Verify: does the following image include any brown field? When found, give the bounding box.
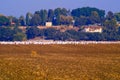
[0,44,120,80]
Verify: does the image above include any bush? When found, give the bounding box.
[31,51,38,57]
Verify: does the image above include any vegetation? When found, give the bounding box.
[0,44,120,80]
[25,27,120,41]
[71,7,105,26]
[1,7,120,41]
[0,27,26,41]
[0,15,9,26]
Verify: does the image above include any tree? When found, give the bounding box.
[31,13,41,26]
[71,7,105,18]
[26,27,40,39]
[53,8,69,25]
[54,32,71,41]
[52,15,60,25]
[26,12,33,26]
[71,7,105,26]
[0,15,9,26]
[106,11,114,20]
[19,15,26,26]
[60,15,73,25]
[44,28,57,37]
[13,27,26,41]
[13,32,26,41]
[54,8,68,16]
[114,12,120,21]
[74,16,87,26]
[0,27,14,41]
[104,11,117,31]
[104,19,117,31]
[61,8,68,16]
[90,11,100,24]
[66,30,79,40]
[40,10,48,25]
[8,16,19,26]
[48,9,54,22]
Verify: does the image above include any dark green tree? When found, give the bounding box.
[48,9,54,22]
[12,27,27,41]
[13,33,26,41]
[31,13,41,26]
[71,7,105,18]
[26,12,33,26]
[8,16,19,26]
[53,8,69,25]
[0,27,14,41]
[74,16,87,26]
[0,15,9,26]
[19,15,26,26]
[90,11,100,24]
[104,11,117,31]
[60,15,73,25]
[26,27,40,39]
[114,12,120,21]
[106,11,114,20]
[44,28,57,37]
[40,10,48,25]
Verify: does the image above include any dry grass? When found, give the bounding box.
[0,44,120,80]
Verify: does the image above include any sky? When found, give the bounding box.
[0,0,119,17]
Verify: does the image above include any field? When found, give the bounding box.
[0,44,120,80]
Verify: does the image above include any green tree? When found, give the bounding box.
[54,8,68,16]
[44,28,57,37]
[60,15,73,25]
[13,32,26,41]
[90,11,100,24]
[31,13,41,26]
[19,15,26,26]
[12,27,27,41]
[74,16,87,26]
[104,11,117,31]
[0,27,14,41]
[71,7,105,26]
[26,27,40,39]
[53,8,69,25]
[114,12,120,21]
[71,7,105,18]
[8,16,19,26]
[40,10,48,25]
[106,11,114,20]
[48,9,54,22]
[26,12,33,26]
[0,15,9,26]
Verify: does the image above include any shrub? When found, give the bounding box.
[30,51,38,57]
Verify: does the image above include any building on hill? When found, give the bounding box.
[117,21,120,27]
[45,22,52,27]
[83,25,102,33]
[10,22,16,26]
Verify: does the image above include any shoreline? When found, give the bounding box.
[0,41,120,45]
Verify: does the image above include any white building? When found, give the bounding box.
[83,25,102,33]
[45,22,52,27]
[117,21,120,26]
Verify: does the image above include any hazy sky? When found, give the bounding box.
[0,0,119,17]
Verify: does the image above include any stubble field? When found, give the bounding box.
[0,44,120,80]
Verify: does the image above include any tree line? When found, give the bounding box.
[0,7,106,26]
[1,7,120,41]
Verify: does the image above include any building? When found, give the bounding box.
[117,21,120,26]
[83,25,102,33]
[45,22,52,27]
[10,22,16,26]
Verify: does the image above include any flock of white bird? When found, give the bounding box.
[0,41,120,45]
